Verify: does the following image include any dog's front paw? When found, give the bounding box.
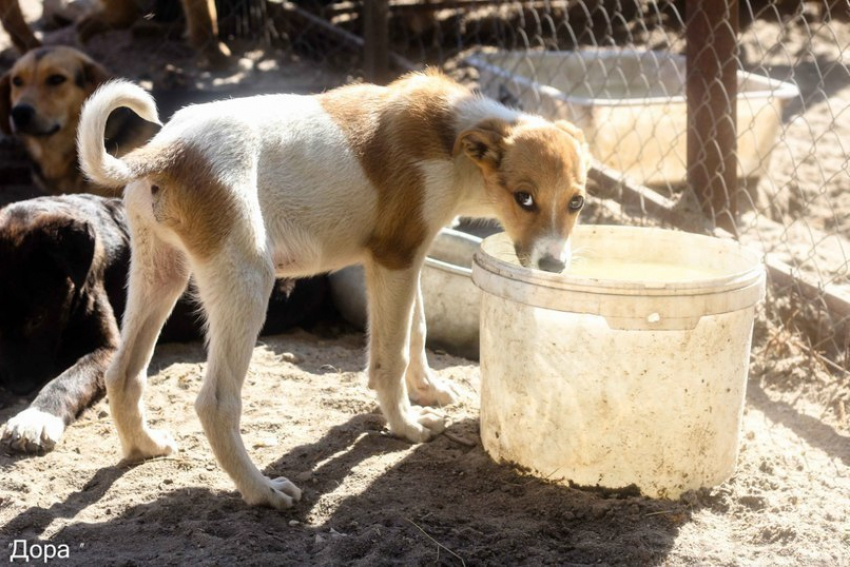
[120,428,177,463]
[390,406,447,443]
[242,476,302,509]
[407,370,461,407]
[1,408,65,453]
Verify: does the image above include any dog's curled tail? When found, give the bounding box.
[78,80,162,188]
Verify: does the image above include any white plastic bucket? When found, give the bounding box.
[472,226,765,498]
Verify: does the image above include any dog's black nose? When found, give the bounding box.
[10,104,35,130]
[538,255,566,273]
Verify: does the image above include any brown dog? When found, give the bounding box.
[0,46,124,196]
[78,0,230,67]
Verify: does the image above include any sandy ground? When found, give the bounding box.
[0,324,847,566]
[1,2,849,566]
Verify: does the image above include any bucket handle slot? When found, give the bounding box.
[603,313,703,331]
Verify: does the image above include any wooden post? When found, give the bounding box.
[363,0,390,84]
[686,0,739,236]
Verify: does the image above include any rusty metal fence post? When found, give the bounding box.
[687,0,739,236]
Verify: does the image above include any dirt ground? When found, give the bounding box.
[0,325,847,566]
[1,231,847,556]
[1,2,849,566]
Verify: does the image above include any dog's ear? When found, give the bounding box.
[555,119,591,167]
[555,119,585,144]
[46,218,98,292]
[0,72,12,136]
[454,119,509,173]
[78,59,113,92]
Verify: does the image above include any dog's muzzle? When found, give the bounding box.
[527,237,571,274]
[10,104,60,137]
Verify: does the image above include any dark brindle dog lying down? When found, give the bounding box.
[0,194,327,452]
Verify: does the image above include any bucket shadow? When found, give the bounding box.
[296,418,693,566]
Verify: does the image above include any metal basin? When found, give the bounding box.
[329,228,483,360]
[467,49,799,187]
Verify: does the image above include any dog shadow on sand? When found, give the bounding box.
[3,409,696,566]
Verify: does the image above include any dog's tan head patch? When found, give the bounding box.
[319,71,464,270]
[459,116,590,271]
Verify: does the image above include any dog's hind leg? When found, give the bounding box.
[105,187,190,462]
[404,277,460,407]
[365,260,447,443]
[192,249,301,509]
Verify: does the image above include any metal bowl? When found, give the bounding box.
[329,228,483,359]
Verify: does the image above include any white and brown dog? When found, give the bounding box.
[77,71,590,509]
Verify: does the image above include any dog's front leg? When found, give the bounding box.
[181,0,231,68]
[365,261,446,442]
[405,275,460,407]
[0,0,41,52]
[2,348,112,453]
[2,291,119,453]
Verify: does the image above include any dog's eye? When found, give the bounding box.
[514,191,535,211]
[46,74,67,86]
[11,76,23,87]
[569,195,585,211]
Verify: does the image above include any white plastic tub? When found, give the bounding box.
[467,49,799,187]
[472,226,765,498]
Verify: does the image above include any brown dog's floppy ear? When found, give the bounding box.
[0,72,12,136]
[78,59,113,92]
[454,119,509,173]
[44,217,97,292]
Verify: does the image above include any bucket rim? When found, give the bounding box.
[473,225,765,298]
